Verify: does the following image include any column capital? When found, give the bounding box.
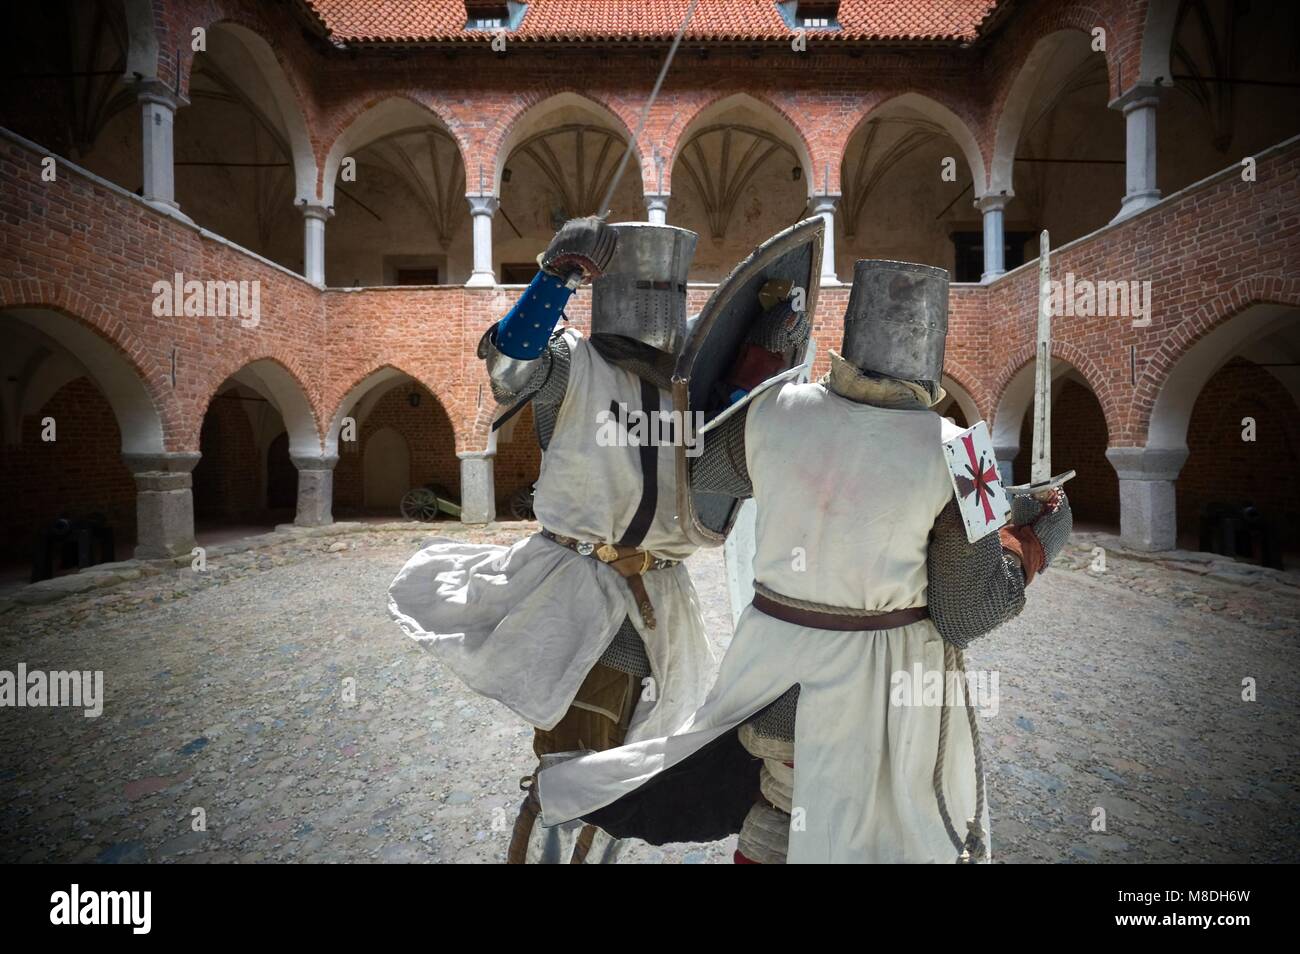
[1105,445,1189,481]
[973,193,1011,214]
[122,451,201,476]
[1108,83,1163,114]
[290,453,339,471]
[811,193,841,214]
[133,77,189,111]
[643,193,670,224]
[467,194,500,216]
[456,450,496,461]
[299,201,334,222]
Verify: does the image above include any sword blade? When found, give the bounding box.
[597,0,699,217]
[1030,229,1052,485]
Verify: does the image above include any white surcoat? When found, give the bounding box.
[389,330,713,743]
[538,381,989,863]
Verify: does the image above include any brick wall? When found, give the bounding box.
[0,0,1296,550]
[1177,358,1300,552]
[192,389,261,520]
[0,378,136,562]
[1014,380,1119,526]
[334,381,460,513]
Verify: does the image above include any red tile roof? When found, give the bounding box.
[302,1,1002,46]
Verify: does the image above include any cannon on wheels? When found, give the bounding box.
[508,486,536,521]
[400,483,461,523]
[32,512,116,582]
[1199,501,1283,570]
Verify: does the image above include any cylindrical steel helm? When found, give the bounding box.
[840,259,949,384]
[590,222,697,355]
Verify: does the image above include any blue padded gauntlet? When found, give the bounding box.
[494,270,574,358]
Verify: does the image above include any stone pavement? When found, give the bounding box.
[0,521,1297,863]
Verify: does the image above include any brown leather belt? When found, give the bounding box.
[751,592,929,631]
[541,530,678,630]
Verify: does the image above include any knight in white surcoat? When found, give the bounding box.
[535,259,1074,863]
[388,217,713,863]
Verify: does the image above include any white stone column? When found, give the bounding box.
[811,194,841,286]
[1109,84,1163,223]
[1105,446,1188,551]
[458,450,495,525]
[123,452,200,559]
[974,194,1010,282]
[644,193,669,225]
[465,195,499,287]
[994,444,1019,488]
[291,454,337,527]
[301,202,333,287]
[136,79,188,216]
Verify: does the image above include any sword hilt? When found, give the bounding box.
[1005,470,1075,501]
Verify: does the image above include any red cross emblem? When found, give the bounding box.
[955,433,1001,523]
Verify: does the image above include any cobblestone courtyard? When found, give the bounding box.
[1,522,1297,864]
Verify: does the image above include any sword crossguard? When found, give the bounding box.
[1005,469,1076,500]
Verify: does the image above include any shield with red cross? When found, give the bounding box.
[942,421,1012,543]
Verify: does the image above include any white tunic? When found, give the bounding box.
[388,331,713,743]
[538,381,988,863]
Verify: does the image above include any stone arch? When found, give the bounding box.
[122,0,159,81]
[937,373,981,430]
[989,26,1117,197]
[1137,0,1181,88]
[991,343,1117,454]
[321,96,469,207]
[994,349,1119,524]
[844,92,988,199]
[323,364,442,457]
[1143,297,1300,452]
[942,357,993,423]
[197,21,319,204]
[488,90,644,201]
[664,92,816,199]
[0,305,165,454]
[197,357,319,457]
[326,366,462,515]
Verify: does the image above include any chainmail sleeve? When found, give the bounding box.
[927,498,1027,649]
[690,405,753,498]
[485,332,571,452]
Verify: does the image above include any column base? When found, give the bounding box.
[1106,446,1188,552]
[144,199,194,224]
[292,454,338,527]
[994,445,1019,487]
[1110,190,1162,224]
[465,272,497,288]
[123,452,200,559]
[458,451,496,525]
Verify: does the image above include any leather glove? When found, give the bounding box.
[1002,490,1073,583]
[540,216,618,283]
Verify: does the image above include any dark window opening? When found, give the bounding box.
[395,268,440,286]
[950,230,1033,283]
[501,263,539,284]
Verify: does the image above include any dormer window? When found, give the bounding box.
[777,1,841,30]
[464,1,525,32]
